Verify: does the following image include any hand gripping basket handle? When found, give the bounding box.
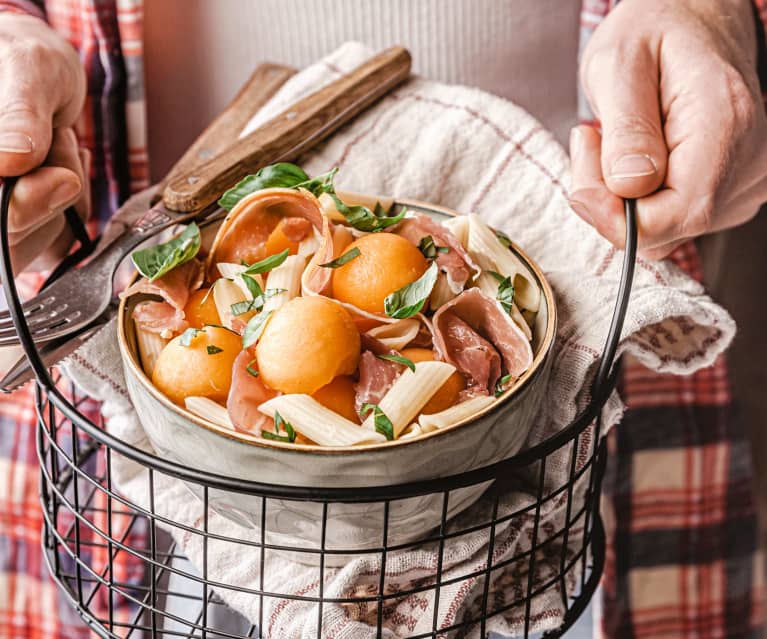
[0,183,637,500]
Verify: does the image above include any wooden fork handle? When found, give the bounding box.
[162,46,412,213]
[152,63,296,202]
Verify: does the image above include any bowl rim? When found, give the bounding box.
[117,195,557,456]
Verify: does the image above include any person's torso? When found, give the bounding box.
[144,0,581,182]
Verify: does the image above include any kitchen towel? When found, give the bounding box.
[64,42,735,638]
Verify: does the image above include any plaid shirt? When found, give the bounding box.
[0,1,764,638]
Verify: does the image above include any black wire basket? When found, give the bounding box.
[0,178,637,639]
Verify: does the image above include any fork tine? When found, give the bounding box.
[0,294,61,332]
[0,312,76,342]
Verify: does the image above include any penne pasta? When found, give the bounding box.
[184,396,235,431]
[466,214,540,312]
[317,192,347,223]
[213,277,249,330]
[298,229,321,257]
[430,271,459,310]
[258,395,386,446]
[399,423,423,439]
[217,262,265,300]
[362,361,456,438]
[263,255,306,313]
[136,326,168,378]
[418,395,497,432]
[474,271,533,340]
[441,214,470,248]
[366,318,420,351]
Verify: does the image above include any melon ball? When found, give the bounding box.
[400,347,466,414]
[183,288,221,329]
[152,326,241,405]
[312,375,359,423]
[331,233,428,314]
[256,296,361,394]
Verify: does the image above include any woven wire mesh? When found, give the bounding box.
[35,370,609,639]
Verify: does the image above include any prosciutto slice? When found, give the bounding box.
[124,259,204,335]
[395,213,481,293]
[227,350,279,434]
[354,350,401,416]
[432,288,533,394]
[207,188,326,277]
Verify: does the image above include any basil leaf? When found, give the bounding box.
[241,274,263,298]
[218,163,311,210]
[496,275,515,314]
[495,373,513,397]
[242,249,289,275]
[262,411,297,442]
[246,358,259,377]
[377,353,416,372]
[437,246,450,254]
[203,323,239,335]
[294,168,338,197]
[417,235,449,260]
[179,327,200,347]
[320,247,360,269]
[330,193,406,233]
[242,311,273,348]
[384,262,439,319]
[487,271,506,283]
[360,403,394,440]
[207,345,223,355]
[231,288,287,317]
[131,223,201,282]
[495,229,512,249]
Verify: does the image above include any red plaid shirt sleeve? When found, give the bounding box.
[0,0,44,18]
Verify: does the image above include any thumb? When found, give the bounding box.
[582,43,668,199]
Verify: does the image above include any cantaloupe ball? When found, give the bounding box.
[312,375,359,423]
[183,288,221,329]
[400,347,466,414]
[256,296,361,394]
[152,326,241,405]
[264,218,300,256]
[331,233,428,314]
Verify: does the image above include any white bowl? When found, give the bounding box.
[118,196,556,562]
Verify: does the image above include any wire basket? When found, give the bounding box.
[0,179,637,638]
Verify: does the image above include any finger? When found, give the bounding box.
[581,40,668,198]
[638,238,687,261]
[0,25,85,175]
[568,125,626,246]
[10,213,66,273]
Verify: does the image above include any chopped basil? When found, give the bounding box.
[496,276,515,314]
[320,247,361,268]
[495,229,512,249]
[360,403,394,440]
[218,163,313,210]
[384,262,439,319]
[245,358,259,377]
[242,249,289,275]
[241,274,263,299]
[206,345,223,355]
[242,310,273,348]
[377,353,416,372]
[418,235,449,260]
[179,327,201,347]
[131,223,201,282]
[487,271,506,283]
[328,193,406,233]
[494,373,513,397]
[203,323,239,334]
[230,288,287,316]
[261,411,297,443]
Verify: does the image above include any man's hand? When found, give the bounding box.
[570,0,767,259]
[0,12,88,272]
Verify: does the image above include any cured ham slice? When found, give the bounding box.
[353,350,401,416]
[207,188,325,276]
[395,213,480,293]
[432,288,533,394]
[281,217,313,242]
[227,350,279,434]
[132,301,188,336]
[124,259,204,335]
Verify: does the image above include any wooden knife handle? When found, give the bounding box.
[162,46,412,212]
[153,63,296,201]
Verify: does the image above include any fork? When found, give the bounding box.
[0,47,412,348]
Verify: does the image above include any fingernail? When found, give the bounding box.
[610,154,657,179]
[568,199,594,226]
[48,179,81,211]
[0,132,34,154]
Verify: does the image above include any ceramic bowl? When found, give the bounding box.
[118,195,557,563]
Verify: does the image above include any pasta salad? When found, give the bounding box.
[124,164,540,446]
